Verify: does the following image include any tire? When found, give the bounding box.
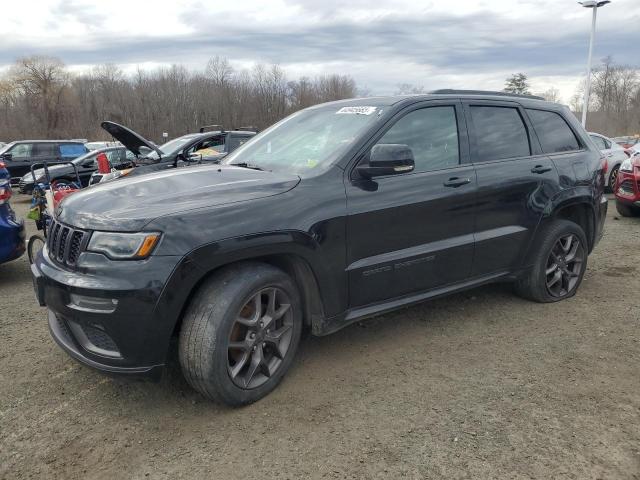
[615,201,639,217]
[608,166,619,192]
[178,262,303,406]
[27,235,46,264]
[514,219,588,303]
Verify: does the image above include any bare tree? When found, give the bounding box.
[0,55,360,142]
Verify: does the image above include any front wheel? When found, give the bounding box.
[615,201,639,217]
[515,220,588,303]
[608,166,619,192]
[27,235,46,264]
[179,262,303,406]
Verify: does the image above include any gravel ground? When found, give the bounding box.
[1,193,639,480]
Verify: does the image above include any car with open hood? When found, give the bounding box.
[32,91,607,406]
[93,122,256,183]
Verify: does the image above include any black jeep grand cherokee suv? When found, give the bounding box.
[32,91,608,406]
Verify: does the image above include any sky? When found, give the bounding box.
[1,0,638,103]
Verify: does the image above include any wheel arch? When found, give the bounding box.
[162,236,332,346]
[521,194,597,269]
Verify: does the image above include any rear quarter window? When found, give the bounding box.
[59,144,88,158]
[526,109,581,153]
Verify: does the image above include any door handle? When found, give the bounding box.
[443,177,471,188]
[531,165,552,174]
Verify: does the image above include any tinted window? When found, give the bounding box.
[228,135,251,152]
[9,143,32,159]
[470,106,530,161]
[376,106,460,173]
[59,144,87,158]
[526,109,580,153]
[32,143,56,157]
[590,135,607,150]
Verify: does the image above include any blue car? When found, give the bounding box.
[0,161,25,264]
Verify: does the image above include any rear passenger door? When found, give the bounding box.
[32,142,58,167]
[463,101,559,276]
[346,101,477,307]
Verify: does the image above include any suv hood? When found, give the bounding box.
[101,121,162,157]
[56,165,300,231]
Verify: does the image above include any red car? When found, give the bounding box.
[614,153,640,217]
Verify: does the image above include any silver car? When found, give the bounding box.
[589,132,629,190]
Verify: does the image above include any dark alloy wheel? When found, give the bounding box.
[179,262,303,406]
[227,287,294,389]
[544,234,585,298]
[514,219,588,303]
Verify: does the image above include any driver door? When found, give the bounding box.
[345,101,477,308]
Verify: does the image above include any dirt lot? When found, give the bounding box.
[1,193,639,480]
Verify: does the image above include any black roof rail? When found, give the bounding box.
[430,89,545,100]
[199,124,224,133]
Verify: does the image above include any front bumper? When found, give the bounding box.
[32,245,182,379]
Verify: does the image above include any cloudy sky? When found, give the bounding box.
[1,0,638,102]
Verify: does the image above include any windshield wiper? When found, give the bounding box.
[228,162,264,171]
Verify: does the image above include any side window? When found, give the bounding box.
[470,106,530,161]
[228,135,250,152]
[375,106,460,173]
[526,109,580,154]
[589,135,606,150]
[105,150,121,165]
[32,143,56,157]
[59,144,88,159]
[9,143,32,159]
[603,138,611,149]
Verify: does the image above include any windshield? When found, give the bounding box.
[0,142,15,155]
[146,134,199,160]
[222,105,383,175]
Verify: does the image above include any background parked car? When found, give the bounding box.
[612,136,639,149]
[0,161,25,265]
[94,122,256,181]
[18,146,134,194]
[589,132,628,190]
[614,154,640,217]
[85,141,122,151]
[0,140,88,184]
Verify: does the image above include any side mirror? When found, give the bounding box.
[2,153,12,161]
[357,144,415,179]
[187,153,203,162]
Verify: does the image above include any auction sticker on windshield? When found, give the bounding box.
[336,106,377,115]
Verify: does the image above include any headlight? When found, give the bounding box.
[620,158,632,172]
[87,232,161,260]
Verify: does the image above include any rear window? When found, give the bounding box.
[526,109,580,153]
[470,106,530,161]
[59,144,87,158]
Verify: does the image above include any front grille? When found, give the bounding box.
[47,220,87,267]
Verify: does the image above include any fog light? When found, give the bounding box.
[68,294,118,313]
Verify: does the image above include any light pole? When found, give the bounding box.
[579,0,611,128]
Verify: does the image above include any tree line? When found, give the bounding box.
[0,56,358,143]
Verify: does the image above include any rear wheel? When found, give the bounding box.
[515,220,588,303]
[178,262,303,406]
[615,201,639,217]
